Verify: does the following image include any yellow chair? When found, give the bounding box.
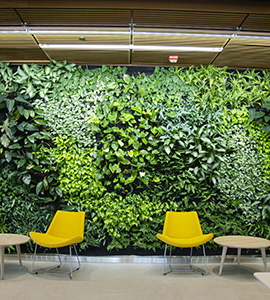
[157,211,213,275]
[29,210,85,279]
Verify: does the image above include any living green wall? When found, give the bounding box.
[0,61,269,253]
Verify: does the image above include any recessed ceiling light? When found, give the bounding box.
[39,44,223,52]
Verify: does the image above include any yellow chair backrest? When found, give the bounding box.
[163,211,203,239]
[47,210,85,240]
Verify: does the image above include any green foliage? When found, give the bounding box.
[217,130,264,201]
[187,66,270,109]
[0,61,270,253]
[80,192,176,251]
[43,135,106,204]
[249,102,270,135]
[0,166,55,244]
[141,102,226,204]
[0,88,59,199]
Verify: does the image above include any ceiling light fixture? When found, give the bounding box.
[0,29,131,35]
[0,29,269,40]
[39,44,223,52]
[133,31,270,40]
[134,31,233,39]
[29,30,131,35]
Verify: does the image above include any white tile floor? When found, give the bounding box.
[1,259,270,300]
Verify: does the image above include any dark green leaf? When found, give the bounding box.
[8,143,21,149]
[6,99,15,112]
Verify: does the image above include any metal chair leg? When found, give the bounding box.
[49,248,63,272]
[31,243,38,274]
[49,245,81,279]
[189,247,193,270]
[31,244,81,279]
[189,244,208,275]
[162,244,208,276]
[162,244,173,275]
[202,244,208,275]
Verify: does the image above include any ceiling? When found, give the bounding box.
[0,0,270,69]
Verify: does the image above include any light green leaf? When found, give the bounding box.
[25,124,38,131]
[17,105,24,115]
[17,123,25,131]
[22,174,31,185]
[15,95,28,103]
[8,143,21,149]
[111,142,118,151]
[164,146,171,155]
[43,178,49,190]
[207,156,214,164]
[118,140,124,147]
[27,135,35,143]
[5,151,12,162]
[1,134,10,147]
[23,109,30,119]
[18,159,26,168]
[36,181,43,195]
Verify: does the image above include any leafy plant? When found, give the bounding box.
[0,61,270,253]
[0,166,55,244]
[42,135,106,205]
[249,103,270,135]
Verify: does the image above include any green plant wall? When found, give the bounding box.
[0,61,269,253]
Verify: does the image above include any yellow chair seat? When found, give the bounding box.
[29,232,83,248]
[29,210,85,279]
[157,233,213,248]
[156,211,213,275]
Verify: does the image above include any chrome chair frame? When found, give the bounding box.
[162,243,208,276]
[31,243,81,279]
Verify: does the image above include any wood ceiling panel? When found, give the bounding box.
[241,14,270,31]
[233,36,270,46]
[132,50,216,66]
[214,42,270,69]
[44,50,130,65]
[133,35,226,47]
[0,9,22,25]
[133,9,246,29]
[16,8,131,26]
[0,0,270,14]
[0,48,48,61]
[36,34,130,45]
[0,34,38,48]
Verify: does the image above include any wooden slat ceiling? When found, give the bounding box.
[0,10,21,25]
[0,1,269,69]
[133,10,246,29]
[16,8,131,26]
[241,14,270,32]
[214,42,270,70]
[45,50,130,65]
